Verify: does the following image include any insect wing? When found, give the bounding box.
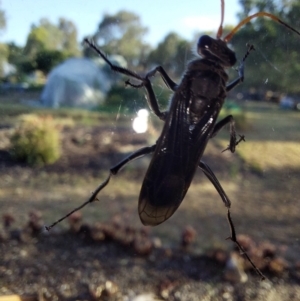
[138,94,217,226]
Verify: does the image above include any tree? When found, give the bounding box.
[7,43,67,77]
[7,42,24,66]
[58,18,80,56]
[18,18,80,77]
[35,49,68,75]
[0,5,7,77]
[231,0,300,94]
[24,18,79,58]
[147,32,192,79]
[0,5,5,34]
[0,43,8,77]
[24,19,62,57]
[93,11,150,69]
[237,0,279,19]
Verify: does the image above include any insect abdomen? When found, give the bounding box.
[138,173,188,226]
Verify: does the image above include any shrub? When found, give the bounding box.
[10,114,61,166]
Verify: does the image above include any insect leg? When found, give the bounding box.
[125,65,178,121]
[46,144,156,231]
[199,161,265,280]
[199,161,231,208]
[127,78,167,121]
[110,144,156,174]
[211,115,245,153]
[85,38,169,121]
[226,62,245,92]
[226,44,255,92]
[127,66,178,91]
[227,210,266,280]
[218,45,254,150]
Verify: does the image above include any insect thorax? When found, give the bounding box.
[178,58,228,125]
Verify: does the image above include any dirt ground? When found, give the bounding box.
[1,114,300,300]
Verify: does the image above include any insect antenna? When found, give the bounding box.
[216,0,225,39]
[224,12,300,42]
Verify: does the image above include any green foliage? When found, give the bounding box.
[7,42,24,66]
[18,58,37,74]
[24,24,51,57]
[0,43,8,77]
[103,82,171,113]
[10,115,61,166]
[15,49,68,77]
[24,18,79,58]
[233,0,300,94]
[92,10,150,69]
[5,18,79,79]
[58,18,80,56]
[104,83,144,112]
[0,0,8,77]
[0,9,81,80]
[35,49,68,74]
[0,6,6,33]
[147,32,192,79]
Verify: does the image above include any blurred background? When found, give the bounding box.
[1,0,300,300]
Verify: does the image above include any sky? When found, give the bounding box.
[1,0,241,47]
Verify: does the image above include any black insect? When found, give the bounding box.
[47,1,300,279]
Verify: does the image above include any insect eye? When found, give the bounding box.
[198,35,212,49]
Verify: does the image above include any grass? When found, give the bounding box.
[0,102,132,127]
[235,141,300,172]
[219,102,300,172]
